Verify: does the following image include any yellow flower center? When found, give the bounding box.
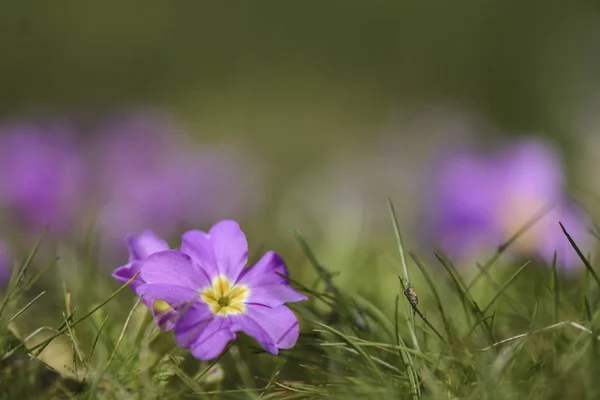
[200,276,249,316]
[153,300,172,314]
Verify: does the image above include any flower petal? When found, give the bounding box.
[112,261,143,289]
[231,304,300,354]
[136,283,199,306]
[174,303,215,346]
[246,285,307,308]
[181,229,219,278]
[190,319,236,360]
[127,230,169,261]
[237,251,289,286]
[174,304,235,360]
[139,250,211,290]
[209,220,248,281]
[237,251,307,307]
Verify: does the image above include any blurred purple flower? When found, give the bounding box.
[0,240,11,284]
[89,111,263,251]
[427,137,590,270]
[0,121,84,233]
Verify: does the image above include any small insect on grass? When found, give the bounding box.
[404,286,419,313]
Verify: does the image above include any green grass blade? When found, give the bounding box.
[88,314,109,365]
[62,311,86,380]
[387,197,411,287]
[560,222,600,287]
[467,204,552,290]
[435,252,493,342]
[0,228,48,318]
[1,290,46,330]
[23,257,58,292]
[481,261,530,316]
[387,198,420,356]
[26,271,141,358]
[313,321,383,380]
[410,252,452,342]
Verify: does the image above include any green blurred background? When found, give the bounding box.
[1,1,600,270]
[2,2,598,144]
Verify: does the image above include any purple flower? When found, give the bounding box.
[135,220,307,360]
[112,230,177,330]
[426,137,590,270]
[0,121,84,232]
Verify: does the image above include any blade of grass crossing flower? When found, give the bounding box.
[467,261,530,338]
[560,222,600,287]
[278,273,336,308]
[475,262,526,317]
[481,261,530,316]
[467,204,553,290]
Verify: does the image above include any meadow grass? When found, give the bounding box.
[0,203,598,399]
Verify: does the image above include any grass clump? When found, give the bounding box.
[0,203,598,399]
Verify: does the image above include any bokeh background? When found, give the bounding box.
[2,2,600,305]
